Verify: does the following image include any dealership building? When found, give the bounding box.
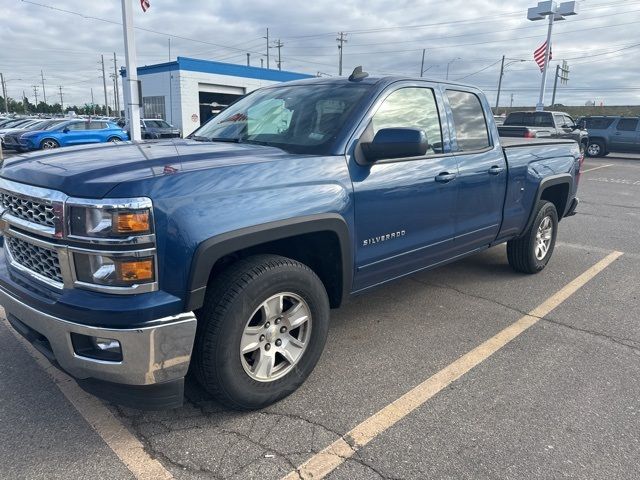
[122,57,313,136]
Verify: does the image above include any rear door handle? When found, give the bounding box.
[435,172,457,183]
[488,165,505,175]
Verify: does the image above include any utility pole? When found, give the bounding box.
[113,52,121,114]
[58,85,64,112]
[168,38,171,61]
[246,53,250,66]
[101,54,109,115]
[23,90,27,113]
[510,93,514,108]
[274,39,284,71]
[265,28,270,69]
[551,60,569,106]
[40,70,47,104]
[32,85,39,106]
[0,73,8,114]
[91,88,96,115]
[336,32,347,76]
[420,49,426,77]
[261,58,264,68]
[495,55,505,110]
[527,1,578,111]
[121,0,142,141]
[551,64,560,107]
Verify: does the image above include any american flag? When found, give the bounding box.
[534,41,552,72]
[140,0,150,12]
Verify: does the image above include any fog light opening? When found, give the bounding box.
[71,333,123,362]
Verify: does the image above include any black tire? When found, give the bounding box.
[40,138,59,150]
[586,139,606,157]
[193,254,330,410]
[507,201,558,274]
[107,136,122,143]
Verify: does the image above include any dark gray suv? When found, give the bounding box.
[580,116,640,157]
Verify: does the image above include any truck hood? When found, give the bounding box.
[0,139,301,198]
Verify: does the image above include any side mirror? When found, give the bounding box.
[361,128,428,162]
[62,127,69,133]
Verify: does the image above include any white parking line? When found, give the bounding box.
[1,313,173,480]
[282,251,623,480]
[582,164,613,173]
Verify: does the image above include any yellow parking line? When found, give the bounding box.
[1,314,173,480]
[282,251,623,480]
[582,164,613,173]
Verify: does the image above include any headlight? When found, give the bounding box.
[74,253,155,287]
[69,205,152,238]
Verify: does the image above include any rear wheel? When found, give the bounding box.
[507,201,558,274]
[586,140,606,157]
[194,254,330,410]
[108,136,122,144]
[40,139,59,150]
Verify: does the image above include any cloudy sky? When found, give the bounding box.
[2,0,639,108]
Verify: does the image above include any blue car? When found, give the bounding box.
[18,119,129,151]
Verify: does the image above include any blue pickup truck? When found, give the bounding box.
[0,72,582,410]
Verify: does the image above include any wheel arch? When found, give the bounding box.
[185,214,352,311]
[520,174,573,236]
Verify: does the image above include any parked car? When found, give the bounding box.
[141,118,181,139]
[2,119,68,151]
[17,119,129,151]
[0,73,581,410]
[498,111,589,154]
[578,116,640,157]
[0,119,44,146]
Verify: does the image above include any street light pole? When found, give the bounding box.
[420,49,425,77]
[527,1,578,111]
[537,12,555,112]
[446,57,460,80]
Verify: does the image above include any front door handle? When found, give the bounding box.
[488,165,505,175]
[435,172,457,183]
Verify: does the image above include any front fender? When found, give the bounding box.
[185,213,352,311]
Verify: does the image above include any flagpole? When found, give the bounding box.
[121,0,142,141]
[536,12,554,112]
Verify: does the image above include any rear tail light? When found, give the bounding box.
[523,129,536,138]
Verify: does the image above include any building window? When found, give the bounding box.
[143,96,166,120]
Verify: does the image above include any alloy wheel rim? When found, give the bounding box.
[240,292,312,382]
[535,215,553,260]
[588,144,600,156]
[42,140,58,149]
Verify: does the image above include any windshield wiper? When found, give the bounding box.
[190,135,241,143]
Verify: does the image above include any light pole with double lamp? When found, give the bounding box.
[527,1,578,111]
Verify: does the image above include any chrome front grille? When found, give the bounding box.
[0,191,56,228]
[6,236,63,284]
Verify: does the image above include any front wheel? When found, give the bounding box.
[507,201,558,274]
[194,254,330,410]
[40,139,59,150]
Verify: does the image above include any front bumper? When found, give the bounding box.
[1,284,197,409]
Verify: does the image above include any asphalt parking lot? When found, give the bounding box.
[1,153,639,480]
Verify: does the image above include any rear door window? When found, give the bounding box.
[445,90,490,151]
[616,118,639,131]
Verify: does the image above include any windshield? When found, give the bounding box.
[145,120,172,128]
[191,83,372,154]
